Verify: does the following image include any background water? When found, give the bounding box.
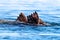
[0,10,60,40]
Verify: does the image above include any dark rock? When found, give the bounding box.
[27,11,39,24]
[16,11,45,25]
[38,19,45,25]
[16,12,27,23]
[27,11,45,25]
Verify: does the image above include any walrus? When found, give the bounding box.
[0,11,47,25]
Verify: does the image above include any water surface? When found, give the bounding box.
[0,10,60,40]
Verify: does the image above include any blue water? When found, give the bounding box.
[0,10,60,40]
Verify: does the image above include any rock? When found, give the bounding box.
[16,12,27,23]
[38,19,45,25]
[27,11,45,25]
[16,11,45,25]
[27,11,39,24]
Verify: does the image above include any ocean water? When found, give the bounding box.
[0,10,60,40]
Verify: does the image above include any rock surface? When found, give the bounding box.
[16,12,27,23]
[16,11,45,25]
[27,11,39,24]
